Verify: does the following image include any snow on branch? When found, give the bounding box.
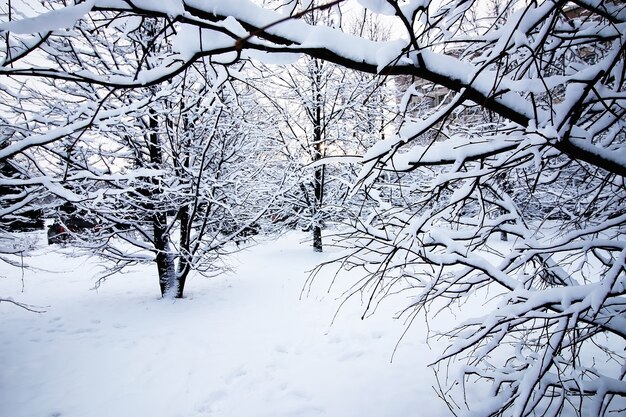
[1,1,624,175]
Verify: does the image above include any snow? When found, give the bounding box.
[243,49,302,66]
[171,25,237,61]
[0,232,449,417]
[375,39,410,73]
[357,0,396,16]
[1,1,625,414]
[0,1,95,34]
[0,92,169,161]
[121,0,184,17]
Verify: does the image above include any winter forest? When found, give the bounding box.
[0,0,624,416]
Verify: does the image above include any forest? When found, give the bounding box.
[1,1,625,416]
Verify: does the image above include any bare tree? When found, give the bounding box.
[257,3,395,250]
[1,8,279,298]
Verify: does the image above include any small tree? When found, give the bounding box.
[0,9,278,297]
[259,2,393,251]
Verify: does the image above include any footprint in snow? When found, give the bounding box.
[370,331,384,340]
[286,390,311,401]
[274,344,290,354]
[283,405,325,416]
[46,328,65,334]
[195,390,227,414]
[68,328,95,335]
[337,350,365,362]
[225,366,247,384]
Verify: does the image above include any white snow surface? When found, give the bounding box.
[0,231,449,417]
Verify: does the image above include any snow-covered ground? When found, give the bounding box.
[0,232,449,417]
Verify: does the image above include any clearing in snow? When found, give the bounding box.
[1,232,449,417]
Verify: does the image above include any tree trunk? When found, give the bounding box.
[312,59,324,253]
[312,163,323,252]
[146,107,178,298]
[313,224,323,252]
[154,216,177,297]
[176,200,191,298]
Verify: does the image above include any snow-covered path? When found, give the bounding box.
[0,232,445,417]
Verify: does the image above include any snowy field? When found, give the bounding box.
[1,231,451,417]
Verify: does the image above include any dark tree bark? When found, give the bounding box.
[146,109,177,297]
[311,58,325,252]
[175,119,192,299]
[176,200,191,298]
